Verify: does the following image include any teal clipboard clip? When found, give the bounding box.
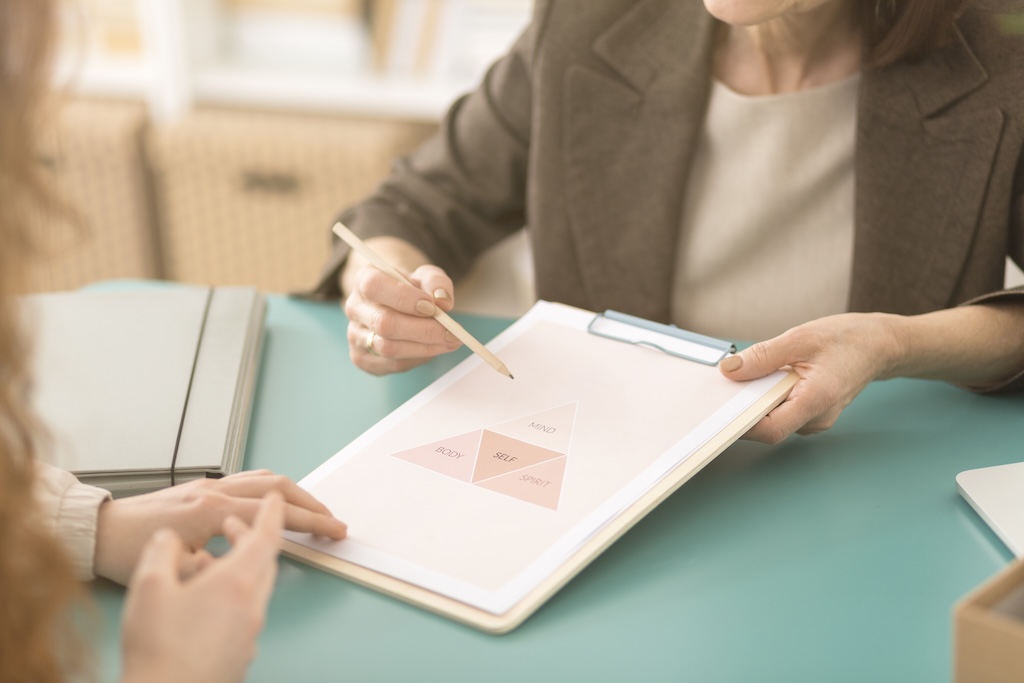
[587,310,736,366]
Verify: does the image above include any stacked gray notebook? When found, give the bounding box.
[24,285,266,495]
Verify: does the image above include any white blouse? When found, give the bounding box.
[672,73,861,341]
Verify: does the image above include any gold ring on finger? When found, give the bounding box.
[365,330,378,355]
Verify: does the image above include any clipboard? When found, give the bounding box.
[282,302,797,633]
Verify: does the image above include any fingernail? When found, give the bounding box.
[720,355,742,372]
[415,299,436,316]
[333,520,348,538]
[433,288,451,301]
[445,331,459,345]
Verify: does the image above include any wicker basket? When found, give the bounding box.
[23,98,157,293]
[147,107,434,293]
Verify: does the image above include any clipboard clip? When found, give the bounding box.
[587,310,736,366]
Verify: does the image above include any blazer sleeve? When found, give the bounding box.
[959,149,1024,393]
[306,0,553,299]
[33,461,112,581]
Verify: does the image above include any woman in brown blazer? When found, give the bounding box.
[317,0,1024,443]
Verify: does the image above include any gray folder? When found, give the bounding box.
[24,285,266,495]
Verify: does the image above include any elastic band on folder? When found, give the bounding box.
[169,286,214,486]
[586,310,736,365]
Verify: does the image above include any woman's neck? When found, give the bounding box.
[714,3,862,95]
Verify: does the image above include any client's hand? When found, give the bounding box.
[94,469,347,586]
[343,248,462,375]
[120,491,285,683]
[719,313,901,443]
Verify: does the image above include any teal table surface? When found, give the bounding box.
[89,291,1021,682]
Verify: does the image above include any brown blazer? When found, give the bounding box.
[312,0,1024,385]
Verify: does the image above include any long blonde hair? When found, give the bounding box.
[0,1,87,681]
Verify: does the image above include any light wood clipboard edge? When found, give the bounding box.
[282,371,799,634]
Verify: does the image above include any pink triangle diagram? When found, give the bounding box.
[391,402,577,510]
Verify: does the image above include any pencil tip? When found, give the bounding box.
[509,374,515,380]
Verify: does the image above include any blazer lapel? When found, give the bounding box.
[850,27,1004,314]
[563,0,715,323]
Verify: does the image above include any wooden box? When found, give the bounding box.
[954,559,1024,682]
[147,108,434,293]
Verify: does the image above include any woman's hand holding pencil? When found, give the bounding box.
[336,223,513,379]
